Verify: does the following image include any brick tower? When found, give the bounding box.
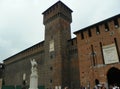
[42,1,72,89]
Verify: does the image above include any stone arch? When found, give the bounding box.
[107,67,120,87]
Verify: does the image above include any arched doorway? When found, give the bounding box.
[107,67,120,87]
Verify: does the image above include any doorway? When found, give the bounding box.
[107,67,120,87]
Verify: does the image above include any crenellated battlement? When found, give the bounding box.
[4,41,44,65]
[42,1,72,25]
[74,14,120,40]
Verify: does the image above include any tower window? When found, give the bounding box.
[50,53,54,59]
[91,45,95,66]
[50,79,52,83]
[105,23,109,32]
[88,29,92,37]
[114,38,120,60]
[100,42,105,64]
[51,36,53,39]
[81,31,84,39]
[50,52,55,59]
[114,18,119,28]
[50,66,53,70]
[96,26,100,34]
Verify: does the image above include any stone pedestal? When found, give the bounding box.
[29,73,38,89]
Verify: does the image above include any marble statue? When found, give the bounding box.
[29,59,38,89]
[31,59,37,74]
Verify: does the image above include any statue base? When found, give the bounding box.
[29,72,38,89]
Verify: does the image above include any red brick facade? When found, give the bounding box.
[75,15,120,88]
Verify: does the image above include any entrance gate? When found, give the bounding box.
[107,67,120,87]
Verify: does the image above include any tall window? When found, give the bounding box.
[105,23,109,32]
[114,38,120,60]
[88,29,92,37]
[96,26,100,34]
[81,31,84,39]
[114,18,119,28]
[91,45,95,66]
[100,42,105,64]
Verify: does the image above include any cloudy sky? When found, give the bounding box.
[0,0,120,62]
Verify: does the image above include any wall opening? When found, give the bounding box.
[107,67,120,87]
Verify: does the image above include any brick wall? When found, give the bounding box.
[75,15,120,88]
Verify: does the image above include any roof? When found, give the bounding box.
[4,41,44,62]
[42,1,73,15]
[74,14,120,34]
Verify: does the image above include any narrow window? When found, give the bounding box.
[91,45,95,66]
[56,4,58,8]
[96,26,100,34]
[114,18,119,28]
[105,23,109,32]
[114,38,120,60]
[50,52,55,59]
[88,29,92,37]
[81,31,84,39]
[50,67,53,70]
[100,42,105,64]
[50,79,52,83]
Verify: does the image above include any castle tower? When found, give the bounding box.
[42,1,72,89]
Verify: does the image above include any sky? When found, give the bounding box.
[0,0,120,62]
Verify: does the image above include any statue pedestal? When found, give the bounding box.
[29,72,38,89]
[29,59,38,89]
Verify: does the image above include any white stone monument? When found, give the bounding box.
[29,59,38,89]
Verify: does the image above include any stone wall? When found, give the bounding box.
[4,42,45,86]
